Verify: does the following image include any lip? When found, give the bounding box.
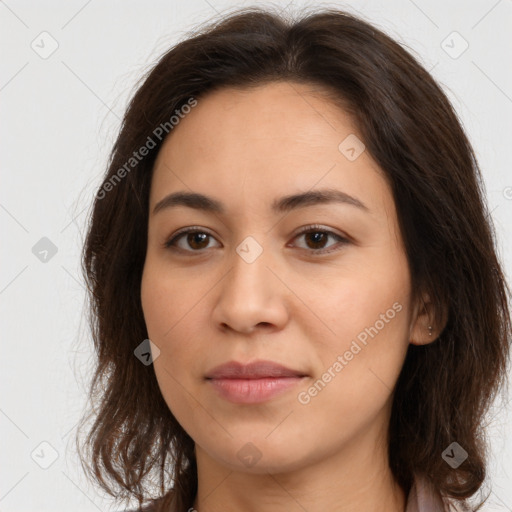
[205,360,308,404]
[206,360,306,379]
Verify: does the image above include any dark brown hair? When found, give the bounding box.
[77,5,511,511]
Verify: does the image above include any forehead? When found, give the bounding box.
[150,81,390,216]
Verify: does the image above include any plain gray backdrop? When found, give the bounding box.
[1,0,511,510]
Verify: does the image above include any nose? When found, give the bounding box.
[211,242,290,335]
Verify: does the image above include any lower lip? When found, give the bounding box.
[207,377,304,404]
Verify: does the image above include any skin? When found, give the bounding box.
[140,81,438,512]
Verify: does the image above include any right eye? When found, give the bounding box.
[163,228,220,253]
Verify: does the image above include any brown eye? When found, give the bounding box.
[303,231,329,250]
[164,229,219,252]
[292,225,349,255]
[185,232,210,250]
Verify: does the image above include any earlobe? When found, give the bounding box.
[409,292,447,346]
[410,323,437,346]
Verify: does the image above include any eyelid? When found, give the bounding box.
[292,224,350,242]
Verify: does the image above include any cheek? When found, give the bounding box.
[140,261,210,419]
[295,251,410,350]
[141,256,209,340]
[290,285,410,450]
[297,248,411,402]
[141,269,197,374]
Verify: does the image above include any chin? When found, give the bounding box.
[203,437,310,475]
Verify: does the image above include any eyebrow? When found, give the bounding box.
[152,188,369,216]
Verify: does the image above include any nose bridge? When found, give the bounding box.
[212,233,287,333]
[228,234,271,298]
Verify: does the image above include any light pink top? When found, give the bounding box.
[406,475,471,512]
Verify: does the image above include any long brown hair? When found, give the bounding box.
[76,5,511,511]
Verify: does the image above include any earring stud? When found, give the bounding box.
[428,325,432,336]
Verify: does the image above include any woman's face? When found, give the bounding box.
[141,81,423,474]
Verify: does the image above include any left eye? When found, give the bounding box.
[164,226,348,254]
[291,227,348,253]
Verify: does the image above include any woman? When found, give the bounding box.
[76,6,511,512]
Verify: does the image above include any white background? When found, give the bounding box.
[1,0,511,510]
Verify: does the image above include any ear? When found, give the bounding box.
[409,291,448,346]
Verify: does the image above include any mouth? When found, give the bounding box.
[205,360,308,404]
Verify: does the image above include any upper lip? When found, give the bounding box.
[205,360,307,379]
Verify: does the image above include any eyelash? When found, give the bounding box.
[163,224,350,255]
